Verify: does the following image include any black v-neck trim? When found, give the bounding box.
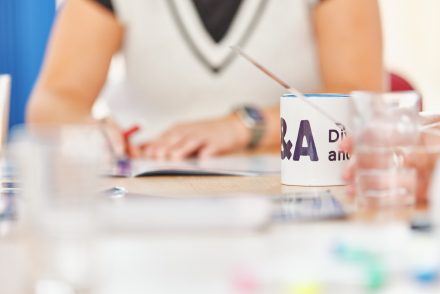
[167,0,269,74]
[192,0,243,44]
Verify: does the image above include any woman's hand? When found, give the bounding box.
[141,115,251,160]
[99,117,144,159]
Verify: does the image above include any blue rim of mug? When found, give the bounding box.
[281,93,350,99]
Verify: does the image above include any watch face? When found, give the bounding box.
[245,106,264,122]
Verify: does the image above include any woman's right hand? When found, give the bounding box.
[99,117,143,159]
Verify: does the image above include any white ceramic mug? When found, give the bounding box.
[280,93,353,186]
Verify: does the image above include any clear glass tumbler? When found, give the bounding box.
[351,91,421,221]
[10,125,106,293]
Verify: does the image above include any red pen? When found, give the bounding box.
[122,125,140,157]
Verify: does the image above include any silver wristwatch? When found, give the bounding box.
[234,105,266,149]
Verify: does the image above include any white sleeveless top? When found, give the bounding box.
[106,0,322,140]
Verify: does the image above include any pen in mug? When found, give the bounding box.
[231,46,349,133]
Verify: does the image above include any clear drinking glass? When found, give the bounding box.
[351,91,421,221]
[10,125,106,293]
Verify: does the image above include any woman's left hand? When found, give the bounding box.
[140,115,251,160]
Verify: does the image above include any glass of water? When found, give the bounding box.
[10,125,106,293]
[351,91,421,221]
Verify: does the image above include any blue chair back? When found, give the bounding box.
[0,0,55,131]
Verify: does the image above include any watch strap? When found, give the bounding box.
[234,106,266,149]
[248,126,265,149]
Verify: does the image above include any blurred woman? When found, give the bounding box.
[27,0,384,159]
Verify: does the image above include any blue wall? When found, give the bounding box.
[0,0,55,130]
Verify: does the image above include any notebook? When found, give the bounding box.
[107,154,280,177]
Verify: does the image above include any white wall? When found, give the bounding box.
[380,0,440,111]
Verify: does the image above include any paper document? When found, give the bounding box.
[108,155,280,177]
